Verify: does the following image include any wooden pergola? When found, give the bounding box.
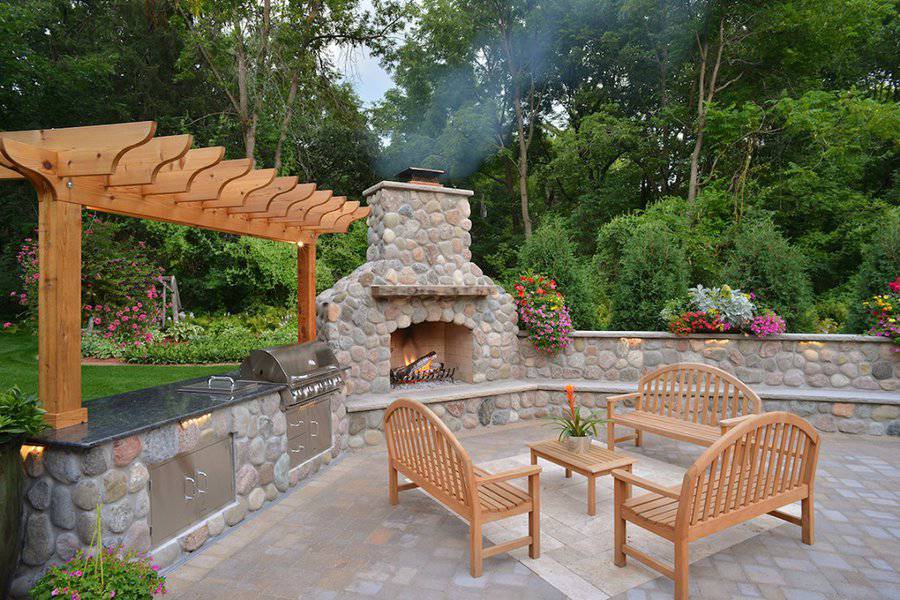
[0,121,369,429]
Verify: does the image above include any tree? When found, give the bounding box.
[725,216,815,331]
[177,0,407,166]
[610,223,689,330]
[847,208,900,332]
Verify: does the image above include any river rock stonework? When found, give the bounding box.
[517,331,898,392]
[12,390,346,597]
[316,181,519,396]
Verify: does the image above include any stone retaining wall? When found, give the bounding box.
[12,390,348,597]
[516,331,898,392]
[349,389,607,445]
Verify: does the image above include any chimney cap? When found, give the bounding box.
[395,167,445,186]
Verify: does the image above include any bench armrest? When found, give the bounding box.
[475,465,541,486]
[719,414,756,433]
[611,469,680,499]
[607,392,638,404]
[607,392,638,418]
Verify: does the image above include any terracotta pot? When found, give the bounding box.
[564,436,591,453]
[0,439,24,598]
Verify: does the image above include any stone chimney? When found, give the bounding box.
[361,173,476,281]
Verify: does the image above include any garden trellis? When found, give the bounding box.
[0,121,368,428]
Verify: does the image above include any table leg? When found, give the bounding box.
[587,475,597,516]
[565,468,572,478]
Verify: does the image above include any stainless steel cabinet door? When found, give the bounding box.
[149,435,234,546]
[192,437,235,521]
[309,399,332,456]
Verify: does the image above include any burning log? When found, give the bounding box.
[390,351,456,386]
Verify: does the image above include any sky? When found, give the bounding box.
[333,44,395,106]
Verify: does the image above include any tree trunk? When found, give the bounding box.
[274,70,300,172]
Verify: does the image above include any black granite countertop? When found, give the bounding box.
[30,374,285,450]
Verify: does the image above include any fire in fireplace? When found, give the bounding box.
[390,351,456,386]
[389,322,473,387]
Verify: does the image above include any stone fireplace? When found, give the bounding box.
[316,170,519,396]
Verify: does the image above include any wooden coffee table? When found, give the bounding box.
[528,439,635,516]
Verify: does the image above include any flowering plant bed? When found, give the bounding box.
[12,216,167,351]
[662,284,786,337]
[31,508,165,599]
[864,278,899,351]
[514,273,573,352]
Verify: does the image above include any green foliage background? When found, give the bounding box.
[1,0,898,334]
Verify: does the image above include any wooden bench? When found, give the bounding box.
[383,398,541,578]
[612,411,820,599]
[607,363,762,450]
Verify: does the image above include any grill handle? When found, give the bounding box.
[208,376,236,391]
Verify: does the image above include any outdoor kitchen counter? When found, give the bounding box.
[29,375,286,449]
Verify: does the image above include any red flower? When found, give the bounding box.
[565,385,576,418]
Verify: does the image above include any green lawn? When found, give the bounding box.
[0,330,236,401]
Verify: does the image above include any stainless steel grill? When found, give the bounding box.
[239,342,346,407]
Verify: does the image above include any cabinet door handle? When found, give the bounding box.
[184,476,197,501]
[289,418,305,428]
[196,470,208,495]
[310,420,318,437]
[290,445,304,453]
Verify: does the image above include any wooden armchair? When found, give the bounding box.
[607,363,762,449]
[383,398,541,577]
[612,411,820,599]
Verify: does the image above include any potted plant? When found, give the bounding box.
[0,386,47,597]
[548,385,606,453]
[31,505,166,599]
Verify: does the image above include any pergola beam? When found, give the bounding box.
[0,121,369,429]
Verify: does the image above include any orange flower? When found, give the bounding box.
[536,288,545,295]
[565,384,576,418]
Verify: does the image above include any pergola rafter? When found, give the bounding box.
[0,121,369,429]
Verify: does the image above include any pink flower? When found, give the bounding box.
[2,322,10,329]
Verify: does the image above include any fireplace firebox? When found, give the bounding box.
[390,322,473,386]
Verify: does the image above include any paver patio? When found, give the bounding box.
[162,422,900,599]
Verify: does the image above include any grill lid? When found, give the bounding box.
[239,342,340,385]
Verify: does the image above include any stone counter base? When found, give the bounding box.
[12,391,349,598]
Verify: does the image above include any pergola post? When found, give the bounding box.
[38,186,87,428]
[297,238,317,343]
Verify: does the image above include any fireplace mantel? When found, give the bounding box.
[370,285,494,298]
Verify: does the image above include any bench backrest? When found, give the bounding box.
[676,411,820,536]
[383,398,475,516]
[636,363,761,425]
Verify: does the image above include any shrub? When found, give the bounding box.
[123,326,295,364]
[12,215,166,348]
[609,223,689,330]
[847,208,900,332]
[517,217,598,329]
[724,217,814,331]
[513,273,573,353]
[0,387,47,444]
